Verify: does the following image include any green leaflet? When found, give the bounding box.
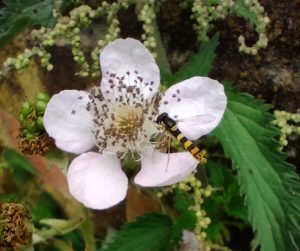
[3,147,37,185]
[161,33,219,86]
[100,214,174,251]
[213,85,300,251]
[0,0,54,48]
[206,161,248,223]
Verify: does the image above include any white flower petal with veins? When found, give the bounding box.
[67,152,128,210]
[43,90,95,154]
[134,147,198,187]
[100,38,160,100]
[159,77,227,140]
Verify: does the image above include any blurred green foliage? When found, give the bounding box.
[0,0,54,48]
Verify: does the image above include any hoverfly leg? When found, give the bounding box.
[165,135,171,172]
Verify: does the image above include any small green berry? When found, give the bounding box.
[25,132,36,140]
[35,101,47,113]
[37,116,44,130]
[21,101,32,117]
[25,121,38,133]
[36,92,50,103]
[19,114,25,125]
[46,64,53,71]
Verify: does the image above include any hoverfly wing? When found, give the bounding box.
[152,133,171,171]
[175,114,215,124]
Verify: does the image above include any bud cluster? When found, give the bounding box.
[138,3,157,58]
[0,0,133,79]
[18,92,54,155]
[191,0,235,42]
[157,169,214,250]
[189,0,269,55]
[0,0,270,80]
[90,2,123,77]
[237,0,269,54]
[273,110,300,147]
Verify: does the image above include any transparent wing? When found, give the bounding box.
[174,114,215,124]
[152,133,172,171]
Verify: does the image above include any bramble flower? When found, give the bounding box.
[43,38,226,210]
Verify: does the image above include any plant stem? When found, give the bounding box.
[152,17,172,74]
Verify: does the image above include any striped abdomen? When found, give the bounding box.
[169,125,207,164]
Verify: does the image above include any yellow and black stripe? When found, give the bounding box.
[156,112,207,164]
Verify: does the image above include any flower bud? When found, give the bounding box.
[21,101,31,117]
[35,100,47,113]
[36,92,50,103]
[25,121,38,133]
[25,132,36,140]
[37,116,44,130]
[19,114,25,125]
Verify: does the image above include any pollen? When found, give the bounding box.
[86,70,161,156]
[113,106,143,135]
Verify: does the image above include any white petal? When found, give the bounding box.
[134,147,198,187]
[159,77,227,140]
[67,152,128,210]
[181,230,200,251]
[43,90,95,154]
[100,38,160,99]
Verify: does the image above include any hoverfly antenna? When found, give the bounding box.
[156,112,168,124]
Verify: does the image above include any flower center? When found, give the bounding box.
[113,106,143,135]
[86,71,161,156]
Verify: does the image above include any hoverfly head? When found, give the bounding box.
[156,112,176,129]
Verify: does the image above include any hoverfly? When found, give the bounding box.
[156,112,207,164]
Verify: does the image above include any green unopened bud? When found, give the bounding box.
[36,92,50,103]
[46,64,53,71]
[35,101,47,114]
[18,114,25,125]
[25,121,38,133]
[282,139,288,146]
[285,126,292,135]
[25,132,36,140]
[37,116,44,130]
[21,101,32,117]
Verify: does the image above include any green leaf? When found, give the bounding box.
[206,161,233,192]
[31,192,61,223]
[3,147,37,185]
[226,194,248,222]
[39,216,84,235]
[161,33,219,86]
[173,188,194,213]
[235,0,259,26]
[213,85,300,251]
[0,193,19,202]
[169,189,197,245]
[100,214,174,251]
[206,161,248,222]
[0,0,54,48]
